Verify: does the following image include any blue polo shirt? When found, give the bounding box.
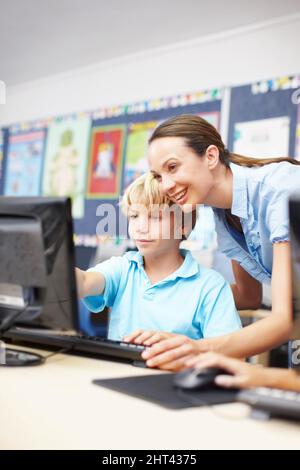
[213,162,300,284]
[82,249,241,341]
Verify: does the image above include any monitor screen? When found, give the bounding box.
[0,197,78,332]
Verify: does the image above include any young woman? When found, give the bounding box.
[128,114,300,372]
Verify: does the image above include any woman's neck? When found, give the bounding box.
[204,165,233,210]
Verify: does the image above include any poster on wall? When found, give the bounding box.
[4,130,46,196]
[233,116,290,158]
[124,121,158,188]
[87,124,126,198]
[42,116,90,218]
[123,112,220,190]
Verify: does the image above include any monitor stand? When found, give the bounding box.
[0,344,44,367]
[0,302,44,366]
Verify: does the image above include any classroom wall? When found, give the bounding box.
[1,13,300,127]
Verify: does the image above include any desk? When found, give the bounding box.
[0,345,299,450]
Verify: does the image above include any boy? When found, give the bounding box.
[76,173,241,342]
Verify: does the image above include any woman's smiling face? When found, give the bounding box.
[148,136,214,212]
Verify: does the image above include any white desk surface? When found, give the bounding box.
[0,345,299,450]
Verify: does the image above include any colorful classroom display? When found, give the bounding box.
[42,116,90,218]
[1,74,299,245]
[124,121,157,188]
[4,130,46,196]
[87,125,125,198]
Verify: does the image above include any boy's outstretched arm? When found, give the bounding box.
[75,268,106,299]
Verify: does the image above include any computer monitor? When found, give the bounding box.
[0,197,78,365]
[289,192,300,370]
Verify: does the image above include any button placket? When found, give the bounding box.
[142,274,155,300]
[245,228,270,276]
[143,288,154,300]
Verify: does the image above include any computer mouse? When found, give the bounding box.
[173,366,232,390]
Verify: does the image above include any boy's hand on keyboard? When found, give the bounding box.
[140,334,203,371]
[123,329,175,346]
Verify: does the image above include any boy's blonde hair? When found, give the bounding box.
[120,173,197,240]
[120,173,173,214]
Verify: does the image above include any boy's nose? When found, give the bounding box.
[137,218,149,234]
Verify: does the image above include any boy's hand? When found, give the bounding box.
[75,267,105,298]
[123,329,175,346]
[75,267,85,298]
[140,334,205,371]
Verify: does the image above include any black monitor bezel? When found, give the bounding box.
[0,196,79,332]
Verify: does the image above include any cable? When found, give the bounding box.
[0,344,76,367]
[0,304,29,336]
[40,345,75,363]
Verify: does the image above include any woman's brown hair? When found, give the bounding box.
[149,114,300,167]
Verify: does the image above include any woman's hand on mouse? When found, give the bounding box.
[184,352,300,390]
[184,352,263,388]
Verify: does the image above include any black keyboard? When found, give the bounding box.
[4,327,147,367]
[238,387,300,420]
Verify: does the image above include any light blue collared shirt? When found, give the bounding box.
[82,249,241,341]
[213,162,300,284]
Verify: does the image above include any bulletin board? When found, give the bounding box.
[75,98,222,238]
[1,74,300,246]
[227,77,299,158]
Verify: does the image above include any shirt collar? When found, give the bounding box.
[170,249,199,280]
[126,248,199,280]
[230,162,248,219]
[126,249,144,267]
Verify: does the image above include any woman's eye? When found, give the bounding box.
[154,174,162,182]
[129,214,138,219]
[168,164,176,172]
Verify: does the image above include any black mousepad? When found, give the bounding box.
[92,373,238,410]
